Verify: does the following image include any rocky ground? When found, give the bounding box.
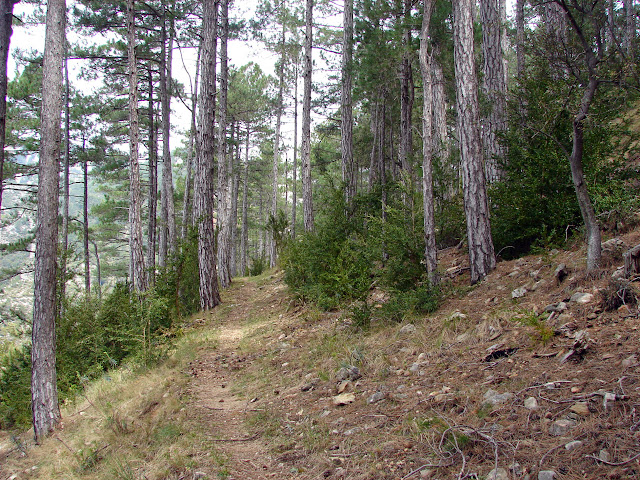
[1,229,640,480]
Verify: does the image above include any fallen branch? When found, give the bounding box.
[585,451,640,466]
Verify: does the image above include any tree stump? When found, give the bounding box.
[623,244,640,277]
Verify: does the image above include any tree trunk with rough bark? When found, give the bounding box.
[159,0,176,267]
[240,126,249,276]
[0,0,17,219]
[147,69,157,284]
[271,21,285,267]
[32,0,65,443]
[623,0,635,55]
[128,0,147,293]
[181,44,200,240]
[341,0,355,205]
[60,49,70,312]
[515,0,525,77]
[195,0,221,310]
[83,136,90,295]
[292,63,298,239]
[301,0,314,232]
[480,0,507,183]
[399,0,414,189]
[452,0,496,284]
[419,0,437,284]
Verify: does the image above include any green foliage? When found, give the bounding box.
[0,345,32,429]
[249,255,268,277]
[491,45,640,259]
[0,282,176,430]
[154,229,201,319]
[282,185,443,318]
[266,209,290,257]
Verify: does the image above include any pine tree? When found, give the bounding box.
[32,0,65,443]
[452,0,496,284]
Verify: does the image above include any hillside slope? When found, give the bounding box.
[1,231,640,480]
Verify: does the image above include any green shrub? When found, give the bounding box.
[0,345,32,429]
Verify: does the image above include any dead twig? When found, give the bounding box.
[206,432,261,442]
[585,451,640,466]
[400,461,454,480]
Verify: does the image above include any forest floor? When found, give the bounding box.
[2,228,640,480]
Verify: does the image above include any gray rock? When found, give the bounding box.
[570,292,594,304]
[598,449,610,463]
[544,302,567,313]
[486,467,509,480]
[549,418,577,436]
[344,427,361,435]
[612,267,625,280]
[555,263,568,282]
[333,393,355,406]
[336,366,361,382]
[484,389,514,406]
[368,391,385,404]
[509,463,523,476]
[399,323,417,334]
[409,362,422,373]
[602,238,626,252]
[538,471,556,480]
[524,396,539,411]
[511,286,527,299]
[193,473,207,480]
[565,440,583,451]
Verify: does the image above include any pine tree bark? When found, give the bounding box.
[147,69,157,283]
[419,0,437,284]
[515,0,525,77]
[452,0,496,284]
[271,22,285,267]
[0,0,18,220]
[301,0,314,232]
[623,0,635,56]
[195,0,221,310]
[480,0,507,183]
[127,0,148,292]
[291,62,298,239]
[341,0,355,205]
[217,0,231,287]
[32,0,65,443]
[60,49,70,311]
[83,136,90,295]
[159,0,176,267]
[399,0,414,186]
[240,126,249,276]
[181,44,201,240]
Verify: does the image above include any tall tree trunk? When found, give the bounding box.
[127,0,147,292]
[419,0,437,284]
[452,0,496,284]
[624,0,635,56]
[480,0,507,183]
[399,0,414,187]
[91,239,101,301]
[240,125,249,276]
[556,1,603,270]
[32,0,65,443]
[571,77,602,270]
[431,54,454,197]
[271,21,285,267]
[291,62,298,239]
[0,0,17,220]
[182,44,201,240]
[159,0,176,267]
[217,0,231,287]
[60,46,70,312]
[147,69,157,283]
[301,0,314,232]
[341,0,355,206]
[516,0,525,77]
[83,135,90,296]
[195,0,221,310]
